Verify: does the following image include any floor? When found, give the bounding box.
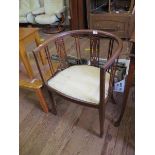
[19,87,134,155]
[19,29,135,155]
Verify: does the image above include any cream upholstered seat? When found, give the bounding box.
[48,65,110,104]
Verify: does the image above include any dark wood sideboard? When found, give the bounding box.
[86,0,135,38]
[69,0,87,30]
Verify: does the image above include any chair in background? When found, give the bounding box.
[32,0,66,33]
[33,30,123,137]
[19,28,59,113]
[19,0,41,24]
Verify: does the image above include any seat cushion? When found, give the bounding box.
[47,65,110,104]
[29,0,41,11]
[35,14,58,24]
[27,12,36,23]
[19,16,28,23]
[44,0,64,15]
[19,0,31,16]
[32,7,45,15]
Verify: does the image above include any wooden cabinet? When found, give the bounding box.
[87,0,135,38]
[69,0,87,30]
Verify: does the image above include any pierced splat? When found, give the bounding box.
[44,45,54,75]
[55,37,69,69]
[90,35,100,67]
[107,58,119,98]
[107,39,114,60]
[73,34,82,64]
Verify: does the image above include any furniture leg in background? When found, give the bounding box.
[19,28,49,112]
[20,80,49,113]
[114,34,135,126]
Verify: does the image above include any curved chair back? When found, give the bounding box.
[33,30,123,106]
[33,30,123,85]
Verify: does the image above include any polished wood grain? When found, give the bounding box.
[19,28,41,79]
[69,0,87,30]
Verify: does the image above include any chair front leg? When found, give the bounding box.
[47,89,57,115]
[98,104,105,137]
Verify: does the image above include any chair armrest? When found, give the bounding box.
[55,6,66,18]
[19,79,42,89]
[32,7,45,15]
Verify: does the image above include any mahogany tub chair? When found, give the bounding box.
[33,30,123,137]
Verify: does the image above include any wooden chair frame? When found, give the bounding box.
[33,30,123,137]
